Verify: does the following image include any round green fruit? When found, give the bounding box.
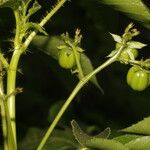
[116,43,138,60]
[127,66,150,91]
[58,49,80,69]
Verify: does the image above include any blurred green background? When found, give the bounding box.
[0,0,150,149]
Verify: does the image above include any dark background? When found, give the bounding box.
[0,0,150,149]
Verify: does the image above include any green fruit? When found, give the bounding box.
[58,48,80,69]
[127,66,150,91]
[116,43,138,60]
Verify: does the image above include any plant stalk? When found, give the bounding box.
[7,50,22,145]
[0,62,8,150]
[37,44,125,150]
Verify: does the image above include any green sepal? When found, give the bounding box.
[127,41,147,49]
[107,50,117,58]
[110,33,122,43]
[26,1,41,19]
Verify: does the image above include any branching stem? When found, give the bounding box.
[36,44,125,150]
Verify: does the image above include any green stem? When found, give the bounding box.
[1,102,8,150]
[7,50,22,146]
[6,10,21,147]
[23,0,67,51]
[14,11,21,48]
[37,44,125,150]
[0,62,8,150]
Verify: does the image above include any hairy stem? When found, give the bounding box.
[7,50,22,146]
[37,44,125,150]
[6,10,21,147]
[6,1,67,149]
[23,0,67,52]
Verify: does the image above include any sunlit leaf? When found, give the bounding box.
[86,137,129,150]
[121,116,150,135]
[114,134,142,144]
[125,136,150,150]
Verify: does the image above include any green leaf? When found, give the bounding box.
[71,120,111,146]
[125,136,150,150]
[80,53,104,94]
[114,134,142,144]
[121,116,150,135]
[86,138,129,150]
[71,120,92,146]
[44,128,77,150]
[99,0,150,29]
[18,127,43,150]
[31,35,65,60]
[0,0,20,9]
[31,35,103,92]
[19,127,77,150]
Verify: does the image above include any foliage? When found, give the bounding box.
[99,0,150,29]
[0,0,150,150]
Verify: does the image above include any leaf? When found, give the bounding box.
[121,116,150,135]
[86,138,129,150]
[31,36,103,92]
[114,134,142,144]
[109,33,122,43]
[71,120,92,146]
[19,127,77,150]
[99,0,150,29]
[80,53,104,94]
[31,35,65,60]
[71,120,111,146]
[0,0,20,9]
[44,128,77,150]
[125,136,150,150]
[71,120,128,150]
[127,41,147,49]
[18,127,43,150]
[24,23,47,35]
